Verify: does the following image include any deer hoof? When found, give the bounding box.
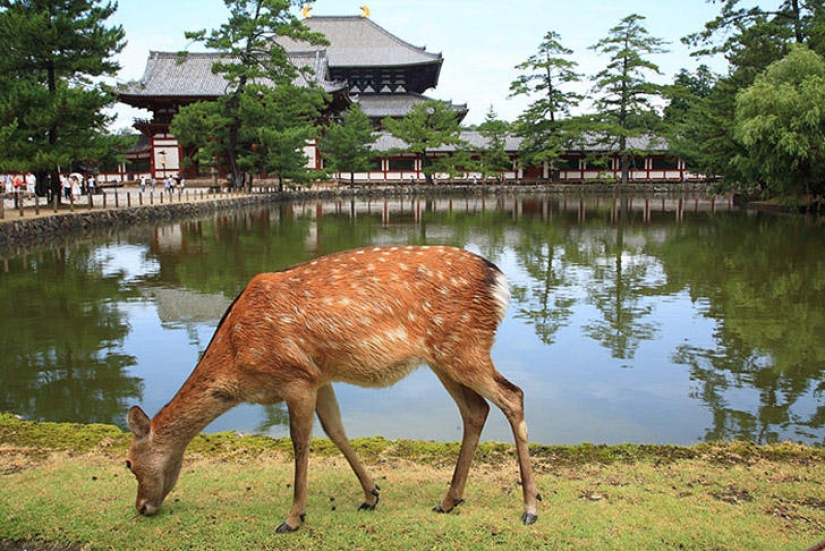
[433,499,464,514]
[358,486,380,511]
[276,513,305,534]
[358,498,377,511]
[521,512,538,526]
[276,521,299,534]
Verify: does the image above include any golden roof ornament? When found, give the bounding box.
[360,5,370,18]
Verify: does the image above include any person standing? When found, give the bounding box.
[61,175,70,199]
[25,172,36,197]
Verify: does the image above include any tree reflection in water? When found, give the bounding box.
[0,194,822,445]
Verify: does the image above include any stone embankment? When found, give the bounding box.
[0,193,287,247]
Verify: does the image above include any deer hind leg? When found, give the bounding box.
[276,386,317,534]
[442,356,541,525]
[315,384,380,511]
[432,372,490,515]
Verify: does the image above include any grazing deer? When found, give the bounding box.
[126,245,540,533]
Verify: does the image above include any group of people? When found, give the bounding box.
[3,172,37,197]
[139,174,185,194]
[3,171,98,202]
[59,173,94,199]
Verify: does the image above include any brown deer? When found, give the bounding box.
[126,245,540,533]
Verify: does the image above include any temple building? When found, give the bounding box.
[118,13,466,181]
[117,11,699,184]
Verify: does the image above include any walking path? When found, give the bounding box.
[0,185,248,223]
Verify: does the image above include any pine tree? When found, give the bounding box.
[589,14,668,184]
[317,105,378,187]
[180,0,328,187]
[382,101,464,185]
[477,106,512,182]
[0,0,125,196]
[509,31,582,174]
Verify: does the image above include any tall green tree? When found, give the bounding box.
[317,105,378,186]
[382,100,464,185]
[476,106,512,182]
[589,14,668,184]
[0,0,125,195]
[679,1,825,190]
[509,31,583,173]
[734,45,825,198]
[180,0,328,186]
[239,83,326,190]
[685,0,825,55]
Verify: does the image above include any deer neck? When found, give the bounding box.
[150,360,239,450]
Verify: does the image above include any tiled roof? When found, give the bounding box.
[371,131,518,153]
[280,16,442,68]
[119,50,345,99]
[372,131,669,154]
[356,93,467,119]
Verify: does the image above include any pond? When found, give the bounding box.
[1,193,823,447]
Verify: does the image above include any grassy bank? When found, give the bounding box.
[1,414,823,550]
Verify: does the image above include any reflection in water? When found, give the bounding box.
[0,193,822,446]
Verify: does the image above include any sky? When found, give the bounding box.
[108,0,739,130]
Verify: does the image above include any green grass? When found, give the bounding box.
[1,414,824,550]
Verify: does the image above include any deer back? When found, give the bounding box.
[205,246,509,392]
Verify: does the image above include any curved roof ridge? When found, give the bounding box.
[281,16,442,68]
[312,15,441,58]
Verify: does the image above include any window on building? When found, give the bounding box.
[554,157,580,171]
[651,156,680,170]
[629,156,647,170]
[389,158,416,171]
[584,156,612,170]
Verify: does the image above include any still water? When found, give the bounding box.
[1,193,823,446]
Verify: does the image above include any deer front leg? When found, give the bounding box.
[315,384,380,510]
[276,388,317,534]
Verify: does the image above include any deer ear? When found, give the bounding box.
[127,406,152,439]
